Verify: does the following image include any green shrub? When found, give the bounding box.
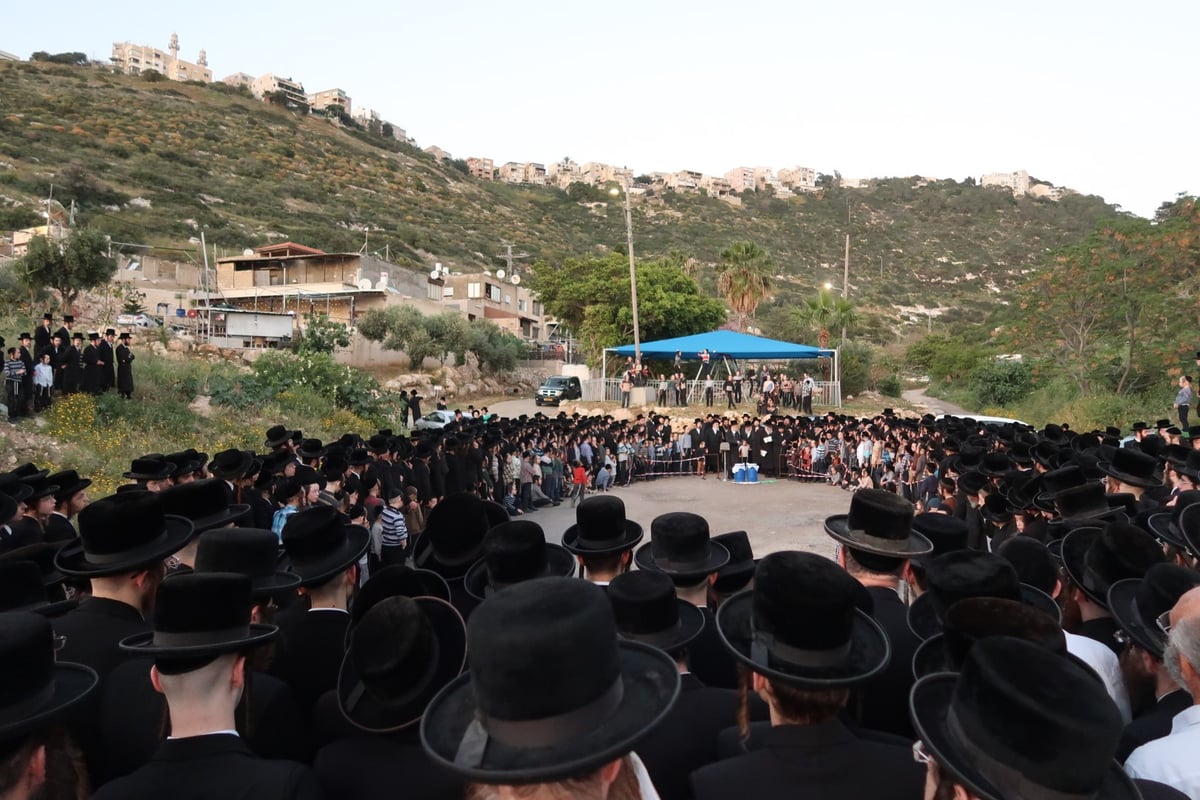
[970,359,1033,407]
[840,341,873,397]
[877,375,902,397]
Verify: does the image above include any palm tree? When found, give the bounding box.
[802,289,857,347]
[717,241,772,331]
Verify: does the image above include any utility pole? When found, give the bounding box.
[841,234,850,344]
[623,186,640,365]
[495,242,530,276]
[879,255,884,279]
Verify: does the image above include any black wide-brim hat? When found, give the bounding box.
[910,673,1140,800]
[561,496,644,555]
[120,621,278,658]
[2,657,95,738]
[618,598,707,654]
[290,524,371,587]
[1060,524,1164,609]
[715,590,890,687]
[55,514,194,578]
[906,584,1061,640]
[338,597,467,734]
[463,542,576,602]
[421,638,678,784]
[824,488,933,558]
[1098,452,1163,490]
[634,538,729,581]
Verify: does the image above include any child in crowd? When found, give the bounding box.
[33,352,53,411]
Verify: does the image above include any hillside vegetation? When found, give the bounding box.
[0,61,1125,342]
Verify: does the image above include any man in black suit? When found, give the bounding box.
[17,332,35,416]
[607,570,767,800]
[634,512,738,689]
[99,328,116,392]
[690,552,924,800]
[44,469,91,544]
[93,573,320,800]
[825,489,933,740]
[1110,563,1200,761]
[33,312,53,354]
[53,491,194,786]
[269,505,369,721]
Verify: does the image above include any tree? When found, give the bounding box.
[716,241,772,331]
[17,229,116,314]
[295,313,350,354]
[31,51,87,65]
[528,253,725,363]
[357,306,526,374]
[801,289,857,348]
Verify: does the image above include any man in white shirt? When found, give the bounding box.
[1125,586,1200,795]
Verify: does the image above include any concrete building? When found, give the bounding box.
[424,145,451,162]
[111,34,211,83]
[666,170,703,191]
[307,88,352,117]
[251,74,307,106]
[981,170,1031,196]
[438,272,547,340]
[548,158,581,188]
[0,50,21,62]
[701,176,732,198]
[581,162,633,187]
[220,72,255,90]
[497,162,525,183]
[778,166,818,191]
[467,157,495,180]
[724,166,756,193]
[524,163,547,185]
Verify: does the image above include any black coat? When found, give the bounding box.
[55,597,151,785]
[315,728,463,800]
[61,343,81,392]
[1118,688,1192,763]
[98,339,115,389]
[34,325,51,354]
[81,343,103,394]
[269,609,350,722]
[848,585,919,739]
[92,734,321,800]
[248,492,275,529]
[44,512,77,544]
[636,673,767,800]
[688,607,739,690]
[1,516,43,553]
[117,344,135,395]
[691,720,924,800]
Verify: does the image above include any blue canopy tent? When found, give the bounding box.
[605,330,841,405]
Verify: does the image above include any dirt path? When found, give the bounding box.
[901,386,973,417]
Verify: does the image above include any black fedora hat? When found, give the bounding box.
[338,595,466,734]
[907,550,1061,640]
[411,493,492,581]
[120,573,277,657]
[910,637,1138,800]
[55,491,194,577]
[911,597,1067,680]
[1052,483,1126,523]
[1098,448,1163,489]
[979,493,1013,526]
[164,452,202,480]
[824,488,933,558]
[0,474,33,504]
[608,569,706,654]
[1180,502,1200,559]
[712,530,756,595]
[11,463,48,482]
[122,457,175,482]
[421,577,679,784]
[0,561,76,616]
[463,521,575,602]
[1146,491,1200,552]
[1108,563,1200,659]
[264,424,298,448]
[281,505,370,587]
[0,492,15,528]
[0,542,67,589]
[635,512,730,580]
[348,565,452,645]
[207,448,254,480]
[716,551,890,687]
[561,495,644,555]
[956,470,988,495]
[21,476,60,503]
[45,469,90,503]
[193,528,300,596]
[1060,522,1164,608]
[0,611,97,739]
[909,514,968,568]
[978,452,1011,478]
[996,536,1059,596]
[298,438,328,460]
[158,479,250,535]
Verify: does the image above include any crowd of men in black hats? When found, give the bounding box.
[3,313,136,421]
[8,408,1200,799]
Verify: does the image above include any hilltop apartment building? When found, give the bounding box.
[308,88,352,116]
[111,34,211,83]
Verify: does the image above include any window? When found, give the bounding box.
[467,283,482,299]
[427,283,442,301]
[518,298,526,312]
[487,284,501,302]
[503,294,512,305]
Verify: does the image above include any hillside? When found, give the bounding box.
[0,61,1124,339]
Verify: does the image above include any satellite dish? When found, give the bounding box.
[430,269,441,280]
[242,248,255,256]
[496,269,505,279]
[511,274,521,285]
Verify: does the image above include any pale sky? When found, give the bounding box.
[6,0,1196,217]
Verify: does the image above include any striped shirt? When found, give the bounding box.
[381,505,408,549]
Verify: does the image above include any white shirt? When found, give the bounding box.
[1064,631,1131,724]
[1125,705,1200,797]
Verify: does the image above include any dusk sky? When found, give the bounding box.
[5,0,1196,217]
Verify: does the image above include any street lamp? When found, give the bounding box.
[610,184,641,366]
